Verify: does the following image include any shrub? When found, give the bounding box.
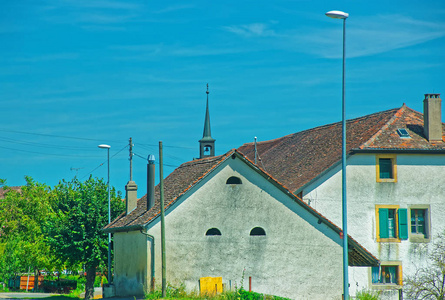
[355,289,380,300]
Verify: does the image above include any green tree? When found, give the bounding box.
[0,177,54,285]
[404,232,445,299]
[46,176,123,300]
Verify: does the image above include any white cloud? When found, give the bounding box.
[224,23,278,37]
[313,14,445,58]
[153,4,195,14]
[109,44,248,59]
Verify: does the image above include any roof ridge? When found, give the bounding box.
[179,154,226,167]
[241,107,402,148]
[358,105,406,149]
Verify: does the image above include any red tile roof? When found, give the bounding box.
[238,105,445,192]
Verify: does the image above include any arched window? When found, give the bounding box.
[226,176,242,184]
[250,227,266,236]
[206,228,221,236]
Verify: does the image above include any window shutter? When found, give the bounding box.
[379,208,389,239]
[398,208,408,240]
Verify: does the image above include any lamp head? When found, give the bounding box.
[98,144,111,149]
[325,10,349,19]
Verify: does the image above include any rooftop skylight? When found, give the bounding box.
[397,128,411,138]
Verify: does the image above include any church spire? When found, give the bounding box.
[199,83,215,158]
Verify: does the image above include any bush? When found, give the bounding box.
[355,289,380,300]
[93,275,107,287]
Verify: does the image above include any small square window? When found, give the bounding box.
[376,155,397,182]
[371,264,402,286]
[379,158,393,179]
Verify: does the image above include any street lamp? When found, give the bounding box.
[98,144,112,284]
[325,10,349,300]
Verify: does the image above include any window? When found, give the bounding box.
[376,205,408,242]
[250,227,266,236]
[226,176,242,184]
[371,263,402,286]
[397,128,410,138]
[411,209,426,235]
[205,228,221,236]
[409,206,430,242]
[376,154,397,182]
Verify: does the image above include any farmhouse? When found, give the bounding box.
[238,93,445,299]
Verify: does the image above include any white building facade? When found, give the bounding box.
[106,151,378,299]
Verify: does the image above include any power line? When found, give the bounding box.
[0,136,96,150]
[136,142,194,150]
[79,145,129,180]
[134,152,178,168]
[0,145,102,158]
[0,128,122,143]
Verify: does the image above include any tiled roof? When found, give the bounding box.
[104,149,378,266]
[238,105,445,192]
[104,153,230,231]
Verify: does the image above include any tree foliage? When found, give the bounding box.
[45,176,124,300]
[404,233,445,300]
[0,177,54,281]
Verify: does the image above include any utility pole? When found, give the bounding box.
[159,141,166,297]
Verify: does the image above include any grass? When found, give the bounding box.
[145,283,291,300]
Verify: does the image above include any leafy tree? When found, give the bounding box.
[45,176,124,300]
[404,232,445,299]
[0,177,54,285]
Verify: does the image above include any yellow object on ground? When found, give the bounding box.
[199,277,223,295]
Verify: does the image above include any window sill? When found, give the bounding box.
[377,238,401,243]
[372,284,402,290]
[409,234,430,243]
[376,178,397,183]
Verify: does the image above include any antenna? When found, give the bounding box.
[70,167,84,177]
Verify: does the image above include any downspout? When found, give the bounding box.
[140,229,155,292]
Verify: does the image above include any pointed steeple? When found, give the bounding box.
[199,83,215,158]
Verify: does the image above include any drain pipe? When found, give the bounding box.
[140,229,155,292]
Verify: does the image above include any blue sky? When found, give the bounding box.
[1,0,444,197]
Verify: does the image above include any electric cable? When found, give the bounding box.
[0,128,122,143]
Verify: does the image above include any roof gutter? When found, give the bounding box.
[351,148,445,154]
[103,224,143,233]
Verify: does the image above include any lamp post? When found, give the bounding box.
[98,144,111,284]
[325,10,349,300]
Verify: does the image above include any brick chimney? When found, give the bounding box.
[423,93,442,142]
[125,181,138,215]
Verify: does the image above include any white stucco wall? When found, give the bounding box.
[303,153,445,299]
[144,157,345,300]
[113,230,148,296]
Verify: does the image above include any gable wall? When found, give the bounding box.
[145,157,344,300]
[302,153,445,298]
